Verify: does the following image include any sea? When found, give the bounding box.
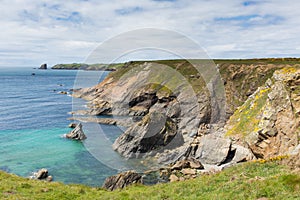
[0,67,133,186]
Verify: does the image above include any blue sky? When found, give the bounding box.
[0,0,299,67]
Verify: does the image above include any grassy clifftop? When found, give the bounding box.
[51,63,123,71]
[1,161,299,199]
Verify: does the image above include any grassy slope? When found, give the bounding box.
[5,58,300,199]
[1,161,299,200]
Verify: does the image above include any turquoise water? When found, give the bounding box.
[0,67,123,186]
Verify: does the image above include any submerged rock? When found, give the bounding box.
[65,123,87,140]
[58,91,68,95]
[102,171,142,191]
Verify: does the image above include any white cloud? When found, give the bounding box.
[0,0,300,67]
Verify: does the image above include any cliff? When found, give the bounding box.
[225,67,300,159]
[51,63,122,71]
[72,58,300,170]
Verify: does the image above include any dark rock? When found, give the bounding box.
[112,111,183,159]
[65,123,87,140]
[68,123,77,128]
[36,168,48,179]
[58,91,68,95]
[102,171,142,191]
[30,168,49,180]
[39,63,47,70]
[31,73,35,76]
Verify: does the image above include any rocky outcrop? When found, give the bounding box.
[73,61,212,163]
[68,123,77,128]
[65,123,87,140]
[102,171,142,191]
[225,67,300,159]
[112,111,182,159]
[30,168,53,182]
[39,63,47,70]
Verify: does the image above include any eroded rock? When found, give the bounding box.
[113,111,183,159]
[65,123,87,140]
[102,171,142,191]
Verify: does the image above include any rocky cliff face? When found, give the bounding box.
[73,59,299,168]
[225,67,300,159]
[73,61,211,163]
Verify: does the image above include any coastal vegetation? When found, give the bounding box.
[1,160,299,199]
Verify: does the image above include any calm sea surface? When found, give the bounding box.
[0,67,127,186]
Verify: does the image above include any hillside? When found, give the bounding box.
[0,160,299,199]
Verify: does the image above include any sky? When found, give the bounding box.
[0,0,300,67]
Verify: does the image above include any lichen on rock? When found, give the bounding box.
[225,67,300,159]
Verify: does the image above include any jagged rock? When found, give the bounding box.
[225,67,300,159]
[189,158,204,169]
[68,123,77,128]
[69,116,131,127]
[171,158,204,170]
[39,63,47,69]
[231,144,256,163]
[169,174,179,182]
[112,111,183,159]
[36,168,48,179]
[66,123,87,140]
[171,160,189,170]
[181,168,197,175]
[102,171,142,191]
[30,168,52,181]
[195,134,231,165]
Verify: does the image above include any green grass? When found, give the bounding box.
[1,162,299,200]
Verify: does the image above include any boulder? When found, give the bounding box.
[66,123,87,140]
[39,63,47,70]
[58,91,68,95]
[102,171,142,191]
[181,168,196,175]
[169,174,179,182]
[195,134,231,165]
[231,144,256,163]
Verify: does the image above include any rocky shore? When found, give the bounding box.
[71,59,300,190]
